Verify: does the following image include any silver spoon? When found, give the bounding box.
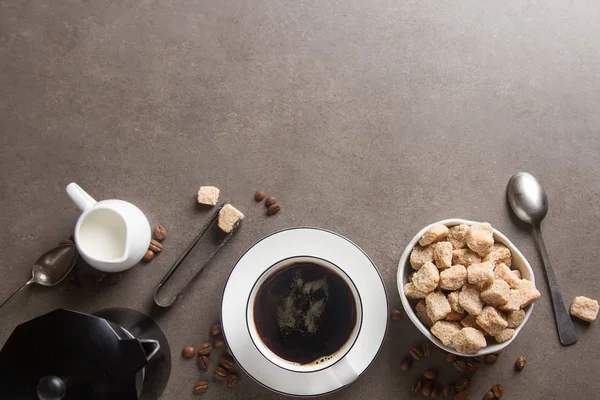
[507,172,578,346]
[0,245,78,313]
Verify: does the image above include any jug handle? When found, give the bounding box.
[139,339,160,362]
[66,183,97,211]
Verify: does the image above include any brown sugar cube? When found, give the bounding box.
[459,284,485,315]
[439,264,467,291]
[494,263,520,289]
[452,249,482,267]
[410,245,435,270]
[433,242,453,269]
[498,289,521,312]
[494,328,515,343]
[425,291,452,322]
[460,314,478,328]
[419,223,449,246]
[416,300,434,327]
[465,222,494,256]
[447,224,470,250]
[197,185,220,205]
[518,279,541,308]
[570,296,599,323]
[412,262,440,293]
[431,321,462,346]
[480,280,511,307]
[476,306,508,336]
[218,204,245,233]
[448,291,465,313]
[512,269,522,279]
[483,243,512,267]
[404,282,427,299]
[445,310,465,321]
[467,262,495,288]
[452,327,487,354]
[506,309,526,328]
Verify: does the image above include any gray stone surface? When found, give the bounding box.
[1,0,599,398]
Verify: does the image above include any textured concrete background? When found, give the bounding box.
[1,0,599,398]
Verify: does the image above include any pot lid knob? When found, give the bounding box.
[37,376,66,400]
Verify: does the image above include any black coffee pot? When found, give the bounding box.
[0,308,170,400]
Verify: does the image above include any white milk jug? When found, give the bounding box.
[66,183,151,272]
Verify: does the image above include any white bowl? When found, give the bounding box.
[397,219,535,356]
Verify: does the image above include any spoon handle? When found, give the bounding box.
[533,224,578,346]
[0,280,33,313]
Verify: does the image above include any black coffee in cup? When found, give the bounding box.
[253,261,357,365]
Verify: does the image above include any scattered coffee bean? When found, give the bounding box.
[226,374,239,388]
[446,353,457,363]
[214,334,225,348]
[482,392,495,400]
[515,355,526,371]
[454,391,469,400]
[492,383,504,398]
[254,191,267,202]
[108,273,123,286]
[474,355,484,362]
[198,343,212,356]
[485,354,498,364]
[220,354,236,370]
[493,351,502,356]
[182,346,195,358]
[213,366,229,380]
[400,357,412,372]
[432,385,441,398]
[142,249,155,262]
[423,381,433,397]
[153,224,167,241]
[149,239,163,253]
[59,239,74,246]
[390,309,402,320]
[424,368,438,380]
[267,203,281,216]
[453,360,467,372]
[265,196,277,207]
[444,383,456,398]
[225,347,233,356]
[410,346,424,360]
[210,323,222,336]
[412,378,424,393]
[421,342,432,357]
[197,355,210,370]
[466,360,480,372]
[193,380,208,394]
[454,378,469,392]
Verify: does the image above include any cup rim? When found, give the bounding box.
[246,255,363,373]
[397,218,536,356]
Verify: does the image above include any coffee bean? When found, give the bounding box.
[421,342,433,357]
[153,224,167,241]
[142,249,155,262]
[108,273,123,286]
[214,334,225,348]
[482,392,495,400]
[220,354,236,370]
[454,378,469,392]
[197,356,210,370]
[193,380,208,394]
[453,360,467,372]
[432,385,441,398]
[198,343,212,356]
[254,191,267,202]
[210,323,222,336]
[400,357,412,372]
[410,346,424,360]
[423,381,433,397]
[474,355,484,362]
[226,374,239,388]
[182,346,195,358]
[412,379,424,393]
[454,391,469,400]
[485,354,498,364]
[492,383,504,398]
[267,203,281,216]
[149,239,163,253]
[466,360,480,372]
[265,196,277,207]
[444,384,456,398]
[446,353,457,363]
[390,309,402,320]
[213,366,229,380]
[515,355,526,371]
[59,239,74,246]
[424,368,438,380]
[225,347,233,356]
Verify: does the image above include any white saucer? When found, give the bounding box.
[221,227,388,397]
